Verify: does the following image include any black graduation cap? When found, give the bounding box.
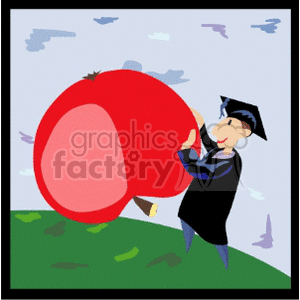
[219,95,267,141]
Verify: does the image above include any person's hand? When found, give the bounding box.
[181,129,196,150]
[189,107,204,127]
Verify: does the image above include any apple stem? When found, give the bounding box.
[82,70,101,81]
[133,196,158,217]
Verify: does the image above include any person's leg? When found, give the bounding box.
[180,219,195,253]
[214,244,228,270]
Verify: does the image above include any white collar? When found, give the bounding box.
[212,150,235,159]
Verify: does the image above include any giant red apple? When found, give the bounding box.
[33,70,200,224]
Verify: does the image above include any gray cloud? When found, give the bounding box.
[250,18,281,34]
[94,17,119,25]
[122,60,143,72]
[146,70,190,85]
[25,29,76,52]
[121,60,190,85]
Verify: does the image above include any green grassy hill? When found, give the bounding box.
[10,211,290,289]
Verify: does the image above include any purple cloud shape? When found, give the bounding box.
[201,24,228,39]
[252,214,273,249]
[19,131,34,144]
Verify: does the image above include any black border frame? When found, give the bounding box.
[2,4,299,299]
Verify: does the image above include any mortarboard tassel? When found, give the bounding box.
[219,97,230,119]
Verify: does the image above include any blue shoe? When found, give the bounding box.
[180,219,195,253]
[215,244,228,270]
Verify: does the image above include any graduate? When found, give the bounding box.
[177,96,267,270]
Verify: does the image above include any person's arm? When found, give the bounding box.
[200,123,218,152]
[189,107,217,152]
[178,129,201,174]
[177,148,209,180]
[178,148,199,174]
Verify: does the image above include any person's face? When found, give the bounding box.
[211,117,251,148]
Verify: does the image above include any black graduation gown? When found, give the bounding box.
[177,124,242,245]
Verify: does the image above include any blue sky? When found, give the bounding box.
[11,9,291,276]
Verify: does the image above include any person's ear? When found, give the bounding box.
[237,127,251,138]
[243,128,251,138]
